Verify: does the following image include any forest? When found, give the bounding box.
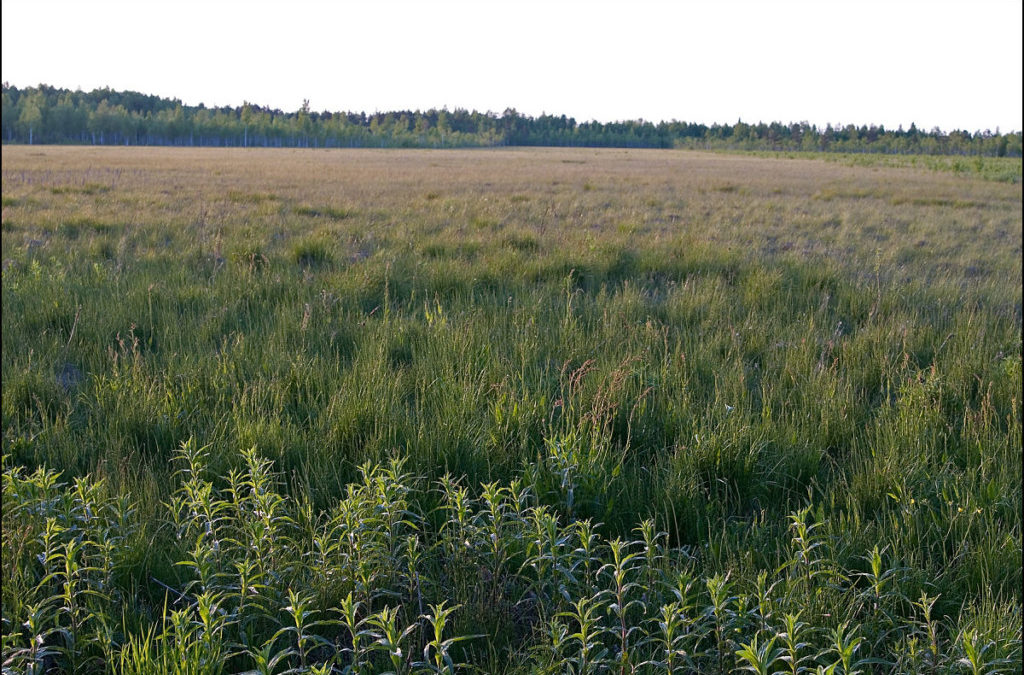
[3,82,1022,155]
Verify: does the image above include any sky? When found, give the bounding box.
[2,0,1022,133]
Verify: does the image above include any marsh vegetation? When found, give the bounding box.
[2,146,1020,673]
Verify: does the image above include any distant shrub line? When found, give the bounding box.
[3,83,1021,155]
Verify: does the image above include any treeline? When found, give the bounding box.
[3,83,1021,155]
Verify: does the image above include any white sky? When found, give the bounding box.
[3,0,1022,132]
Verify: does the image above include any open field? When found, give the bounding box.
[2,146,1021,673]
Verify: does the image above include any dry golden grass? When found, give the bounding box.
[4,146,1019,286]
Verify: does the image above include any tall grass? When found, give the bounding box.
[2,146,1020,672]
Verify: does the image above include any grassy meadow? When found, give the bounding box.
[2,146,1021,673]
